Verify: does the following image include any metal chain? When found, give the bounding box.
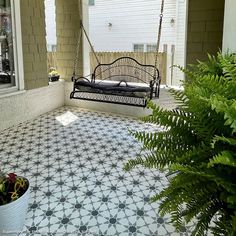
[72,0,100,80]
[72,29,83,79]
[154,0,165,69]
[80,21,101,65]
[73,0,164,80]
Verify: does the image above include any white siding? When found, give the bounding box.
[89,0,187,85]
[45,0,56,46]
[89,0,177,52]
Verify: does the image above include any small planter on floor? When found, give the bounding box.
[49,75,60,82]
[0,175,30,236]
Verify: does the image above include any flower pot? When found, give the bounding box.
[49,75,60,82]
[0,179,30,236]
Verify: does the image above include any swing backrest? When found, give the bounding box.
[92,57,160,85]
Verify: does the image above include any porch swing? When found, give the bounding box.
[70,0,165,107]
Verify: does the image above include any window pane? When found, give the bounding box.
[133,44,144,52]
[147,44,157,52]
[89,0,95,6]
[45,0,56,52]
[47,44,57,52]
[0,0,15,87]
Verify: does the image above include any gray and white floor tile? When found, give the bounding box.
[0,107,192,235]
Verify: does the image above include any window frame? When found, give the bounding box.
[0,0,24,95]
[88,0,95,6]
[133,43,157,53]
[133,43,144,52]
[146,44,157,52]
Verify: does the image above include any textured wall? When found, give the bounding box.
[0,83,64,131]
[55,0,83,81]
[186,0,225,64]
[20,0,48,90]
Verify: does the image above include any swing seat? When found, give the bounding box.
[74,79,151,94]
[70,56,161,107]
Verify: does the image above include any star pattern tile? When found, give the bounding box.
[0,107,193,235]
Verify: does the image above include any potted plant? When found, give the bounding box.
[48,67,60,82]
[124,53,236,235]
[0,171,30,235]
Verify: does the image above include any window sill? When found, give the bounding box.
[0,89,26,99]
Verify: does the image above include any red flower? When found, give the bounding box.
[7,173,17,183]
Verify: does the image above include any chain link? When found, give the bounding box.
[154,0,165,70]
[72,29,83,79]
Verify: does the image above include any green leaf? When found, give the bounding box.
[125,52,236,236]
[208,151,236,168]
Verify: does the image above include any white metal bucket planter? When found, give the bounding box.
[0,180,30,236]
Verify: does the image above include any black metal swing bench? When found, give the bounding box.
[70,56,161,107]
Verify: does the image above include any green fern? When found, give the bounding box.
[124,53,236,235]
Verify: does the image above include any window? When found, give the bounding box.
[146,44,157,52]
[133,44,157,52]
[88,0,95,6]
[47,44,57,52]
[0,0,23,93]
[133,44,144,52]
[0,0,15,88]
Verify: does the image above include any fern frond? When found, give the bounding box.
[125,52,236,236]
[210,96,236,133]
[208,151,236,168]
[168,88,188,108]
[124,150,175,171]
[191,199,221,236]
[211,213,234,236]
[212,135,236,147]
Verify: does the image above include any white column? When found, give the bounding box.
[172,0,188,86]
[82,0,91,77]
[222,0,236,53]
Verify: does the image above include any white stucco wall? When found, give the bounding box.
[223,0,236,53]
[0,82,64,131]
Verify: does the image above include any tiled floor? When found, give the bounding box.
[0,107,192,235]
